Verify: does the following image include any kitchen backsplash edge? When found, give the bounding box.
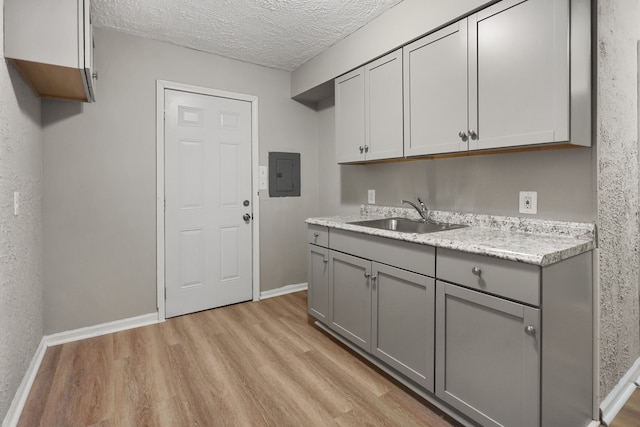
[360,204,596,241]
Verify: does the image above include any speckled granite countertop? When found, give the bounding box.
[306,205,596,266]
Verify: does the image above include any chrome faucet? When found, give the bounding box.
[401,197,429,222]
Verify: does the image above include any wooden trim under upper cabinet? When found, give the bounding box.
[342,143,585,165]
[10,59,88,102]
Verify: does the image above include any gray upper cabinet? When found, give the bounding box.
[436,281,540,427]
[469,0,569,150]
[335,49,403,163]
[5,0,96,103]
[403,21,469,156]
[403,0,571,156]
[335,68,366,163]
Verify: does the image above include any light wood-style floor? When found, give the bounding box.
[19,291,460,427]
[607,389,640,427]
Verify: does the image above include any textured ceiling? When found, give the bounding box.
[91,0,404,71]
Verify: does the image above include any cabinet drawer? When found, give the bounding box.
[330,229,435,277]
[437,248,540,306]
[308,225,329,247]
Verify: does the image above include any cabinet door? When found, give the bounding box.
[329,251,372,352]
[436,281,540,427]
[308,244,329,321]
[372,263,435,391]
[365,49,404,161]
[335,68,366,163]
[82,0,96,101]
[403,21,468,156]
[469,0,569,150]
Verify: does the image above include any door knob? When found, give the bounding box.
[468,130,478,140]
[458,131,468,141]
[525,325,536,335]
[471,266,482,276]
[243,213,251,221]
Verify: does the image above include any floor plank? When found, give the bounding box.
[607,389,640,427]
[20,291,458,427]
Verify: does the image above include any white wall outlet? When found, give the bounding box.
[519,191,538,214]
[259,165,268,191]
[368,189,376,204]
[13,191,19,216]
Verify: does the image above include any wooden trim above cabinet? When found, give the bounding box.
[10,58,89,102]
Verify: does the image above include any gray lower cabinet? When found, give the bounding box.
[307,226,593,426]
[329,251,436,392]
[307,225,330,321]
[435,281,540,427]
[372,263,435,391]
[329,250,372,351]
[307,244,329,321]
[323,228,437,392]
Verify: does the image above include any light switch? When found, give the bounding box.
[13,191,19,216]
[259,165,268,190]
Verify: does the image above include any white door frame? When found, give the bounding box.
[156,80,260,321]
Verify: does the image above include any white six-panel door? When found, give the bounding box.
[164,89,253,318]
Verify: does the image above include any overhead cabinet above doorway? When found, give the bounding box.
[334,0,589,164]
[4,0,96,103]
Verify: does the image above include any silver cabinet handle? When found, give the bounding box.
[525,325,536,335]
[468,130,478,140]
[364,145,369,153]
[458,131,468,141]
[323,258,328,264]
[364,272,371,278]
[371,275,377,281]
[371,275,377,289]
[471,266,481,276]
[243,213,251,221]
[359,146,364,153]
[313,232,320,238]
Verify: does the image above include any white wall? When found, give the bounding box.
[42,28,318,334]
[0,0,44,420]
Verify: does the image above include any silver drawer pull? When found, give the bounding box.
[471,266,482,276]
[525,325,536,335]
[314,232,320,238]
[364,272,371,278]
[323,258,328,264]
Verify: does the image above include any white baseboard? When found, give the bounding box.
[260,282,308,300]
[600,357,640,425]
[45,313,159,347]
[2,339,47,427]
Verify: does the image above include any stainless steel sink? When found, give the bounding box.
[348,217,467,234]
